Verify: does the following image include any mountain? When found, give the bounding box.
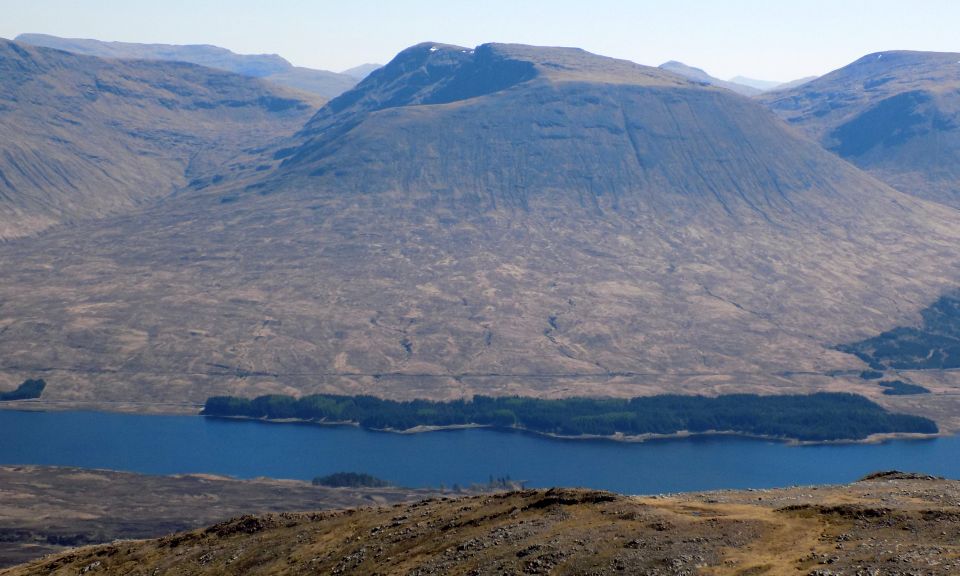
[769,75,818,92]
[660,65,813,95]
[1,42,960,420]
[7,475,960,575]
[342,63,382,80]
[14,33,358,99]
[658,60,761,95]
[730,74,782,91]
[0,39,322,238]
[762,50,960,207]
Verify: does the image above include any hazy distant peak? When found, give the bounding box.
[658,60,761,96]
[729,75,781,91]
[659,60,713,81]
[767,76,818,92]
[15,33,291,76]
[14,33,359,98]
[341,62,381,79]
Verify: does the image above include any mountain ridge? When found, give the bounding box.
[14,33,359,99]
[762,49,960,207]
[341,63,381,79]
[0,39,322,238]
[658,60,762,95]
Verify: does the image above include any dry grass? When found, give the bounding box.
[0,39,322,239]
[3,41,960,432]
[6,475,960,575]
[763,50,960,208]
[0,466,438,569]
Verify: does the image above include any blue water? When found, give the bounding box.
[2,409,958,494]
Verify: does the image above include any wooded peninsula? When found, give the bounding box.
[201,392,937,442]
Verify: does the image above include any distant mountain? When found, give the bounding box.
[342,63,381,80]
[769,75,817,92]
[729,75,782,91]
[15,33,358,99]
[658,60,761,95]
[762,50,960,207]
[2,42,960,412]
[0,39,321,238]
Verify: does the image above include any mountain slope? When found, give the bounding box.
[7,476,960,575]
[0,39,321,238]
[15,33,358,99]
[0,466,433,568]
[342,63,382,80]
[730,74,781,91]
[1,43,960,418]
[762,50,960,207]
[768,75,818,92]
[658,60,761,95]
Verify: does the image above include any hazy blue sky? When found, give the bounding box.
[3,0,957,81]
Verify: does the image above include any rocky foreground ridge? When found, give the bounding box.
[5,472,960,575]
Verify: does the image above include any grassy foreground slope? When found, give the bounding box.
[6,473,960,575]
[0,466,437,569]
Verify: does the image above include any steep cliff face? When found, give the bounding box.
[763,50,960,207]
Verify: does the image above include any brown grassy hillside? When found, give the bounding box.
[762,50,960,208]
[0,39,322,238]
[0,466,437,569]
[2,44,960,424]
[5,473,960,575]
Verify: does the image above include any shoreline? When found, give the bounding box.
[1,401,945,446]
[207,414,945,446]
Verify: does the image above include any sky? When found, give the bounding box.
[2,0,958,81]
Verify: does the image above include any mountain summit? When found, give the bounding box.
[658,60,761,95]
[264,43,920,224]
